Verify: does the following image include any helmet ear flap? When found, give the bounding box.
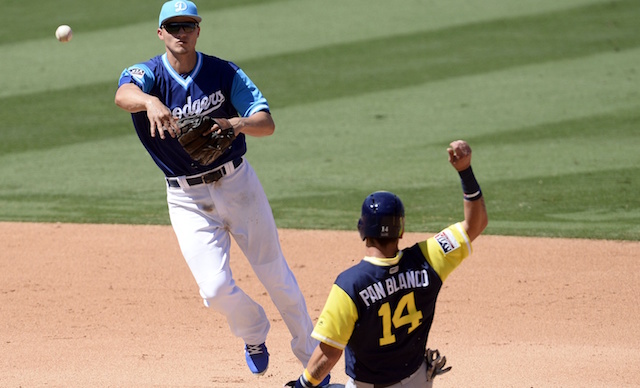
[358,218,366,241]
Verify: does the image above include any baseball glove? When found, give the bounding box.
[425,348,452,382]
[176,115,236,165]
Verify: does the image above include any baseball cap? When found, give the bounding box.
[159,0,202,27]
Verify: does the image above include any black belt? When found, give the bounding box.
[373,383,398,388]
[166,158,242,188]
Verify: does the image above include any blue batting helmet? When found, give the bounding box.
[357,191,405,241]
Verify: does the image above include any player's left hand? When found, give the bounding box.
[447,140,472,172]
[201,118,236,137]
[175,116,236,165]
[425,348,452,382]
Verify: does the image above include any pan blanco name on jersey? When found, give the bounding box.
[358,269,430,307]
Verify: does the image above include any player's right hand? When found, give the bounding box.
[145,98,179,139]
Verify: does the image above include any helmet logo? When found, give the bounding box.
[358,191,404,240]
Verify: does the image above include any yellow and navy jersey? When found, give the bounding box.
[311,222,472,384]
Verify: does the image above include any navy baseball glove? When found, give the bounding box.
[176,116,236,165]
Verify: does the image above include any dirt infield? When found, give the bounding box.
[1,222,639,387]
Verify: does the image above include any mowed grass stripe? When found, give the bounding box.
[251,47,640,190]
[3,45,638,178]
[261,108,640,237]
[243,0,640,108]
[3,0,639,155]
[267,167,640,240]
[0,0,617,98]
[0,0,281,44]
[0,135,166,224]
[253,46,640,238]
[480,167,640,240]
[1,0,638,240]
[1,83,127,155]
[253,13,639,239]
[195,0,605,64]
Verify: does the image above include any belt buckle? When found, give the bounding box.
[202,166,225,184]
[166,178,179,188]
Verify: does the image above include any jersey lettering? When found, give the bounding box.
[171,91,226,119]
[358,269,430,307]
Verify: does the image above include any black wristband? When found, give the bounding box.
[458,166,482,201]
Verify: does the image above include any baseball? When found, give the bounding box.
[55,25,73,43]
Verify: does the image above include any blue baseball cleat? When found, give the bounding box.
[245,343,269,375]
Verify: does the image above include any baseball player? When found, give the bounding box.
[114,1,328,382]
[285,140,488,388]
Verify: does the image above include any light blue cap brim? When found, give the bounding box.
[159,0,202,27]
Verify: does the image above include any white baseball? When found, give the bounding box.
[55,25,73,43]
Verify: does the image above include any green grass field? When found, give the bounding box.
[1,0,638,240]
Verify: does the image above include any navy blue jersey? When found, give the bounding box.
[118,52,270,177]
[336,244,442,383]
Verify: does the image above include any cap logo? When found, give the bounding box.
[175,1,188,12]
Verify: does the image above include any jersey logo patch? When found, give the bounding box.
[435,229,460,254]
[128,68,145,81]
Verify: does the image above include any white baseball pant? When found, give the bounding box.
[165,158,317,366]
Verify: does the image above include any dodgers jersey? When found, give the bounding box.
[311,222,472,385]
[118,52,270,177]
